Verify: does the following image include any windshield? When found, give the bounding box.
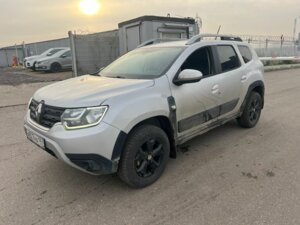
[100,47,185,79]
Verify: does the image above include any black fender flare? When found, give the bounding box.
[240,80,265,114]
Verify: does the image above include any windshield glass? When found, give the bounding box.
[100,47,185,79]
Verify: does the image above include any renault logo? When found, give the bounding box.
[35,101,44,123]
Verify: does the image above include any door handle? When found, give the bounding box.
[241,75,247,82]
[211,84,220,95]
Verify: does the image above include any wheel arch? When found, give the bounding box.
[240,80,265,113]
[112,115,177,162]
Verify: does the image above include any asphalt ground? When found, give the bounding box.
[0,68,299,225]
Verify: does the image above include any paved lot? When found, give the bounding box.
[0,68,300,225]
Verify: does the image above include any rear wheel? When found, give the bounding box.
[237,91,262,128]
[50,63,62,73]
[118,125,170,188]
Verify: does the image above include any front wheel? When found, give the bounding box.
[237,91,262,128]
[50,63,62,73]
[32,62,37,71]
[118,125,170,188]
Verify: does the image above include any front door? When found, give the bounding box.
[60,51,72,69]
[169,46,222,136]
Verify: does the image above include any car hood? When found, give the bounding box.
[24,55,38,61]
[33,75,155,108]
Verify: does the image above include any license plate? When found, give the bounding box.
[25,128,45,149]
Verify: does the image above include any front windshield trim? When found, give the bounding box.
[100,47,186,80]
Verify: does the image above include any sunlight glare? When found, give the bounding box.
[79,0,101,15]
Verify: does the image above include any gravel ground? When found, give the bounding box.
[0,67,72,86]
[0,69,300,225]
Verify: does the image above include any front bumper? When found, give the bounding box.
[24,111,121,175]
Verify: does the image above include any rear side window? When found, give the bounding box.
[216,45,240,72]
[62,51,71,57]
[238,45,253,63]
[47,49,63,56]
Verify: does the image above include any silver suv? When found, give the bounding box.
[24,34,265,188]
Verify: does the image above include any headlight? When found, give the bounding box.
[61,106,108,130]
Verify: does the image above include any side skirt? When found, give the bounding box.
[176,113,239,145]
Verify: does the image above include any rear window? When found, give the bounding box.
[238,45,253,63]
[216,45,240,73]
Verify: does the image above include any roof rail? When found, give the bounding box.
[186,34,243,45]
[137,38,184,48]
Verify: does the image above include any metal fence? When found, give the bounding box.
[0,38,70,67]
[239,35,300,57]
[69,30,119,76]
[0,46,24,67]
[1,32,299,69]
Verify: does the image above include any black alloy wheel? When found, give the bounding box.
[237,91,262,128]
[118,125,170,188]
[135,138,164,178]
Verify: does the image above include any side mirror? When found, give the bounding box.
[173,69,203,85]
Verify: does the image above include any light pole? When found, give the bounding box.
[293,16,300,41]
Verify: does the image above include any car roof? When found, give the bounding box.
[142,40,247,49]
[140,34,251,49]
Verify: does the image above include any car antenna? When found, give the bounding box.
[216,25,221,40]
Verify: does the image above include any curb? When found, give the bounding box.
[265,64,300,72]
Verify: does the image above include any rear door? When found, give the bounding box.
[212,44,244,118]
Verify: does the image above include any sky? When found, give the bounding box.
[1,0,300,47]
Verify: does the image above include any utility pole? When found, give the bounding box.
[293,17,300,55]
[293,17,300,41]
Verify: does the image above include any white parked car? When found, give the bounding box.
[23,47,69,70]
[24,34,265,188]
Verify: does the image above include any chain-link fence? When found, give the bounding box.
[239,35,299,57]
[69,30,119,76]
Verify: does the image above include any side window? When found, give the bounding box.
[238,45,253,63]
[181,47,213,76]
[62,51,71,57]
[216,45,240,73]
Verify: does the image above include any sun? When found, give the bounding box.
[79,0,101,15]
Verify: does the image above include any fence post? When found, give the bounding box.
[298,33,300,54]
[68,31,78,77]
[14,44,19,66]
[4,49,9,67]
[280,35,284,57]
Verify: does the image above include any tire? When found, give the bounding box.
[118,125,170,188]
[50,63,62,73]
[32,62,36,71]
[237,91,262,128]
